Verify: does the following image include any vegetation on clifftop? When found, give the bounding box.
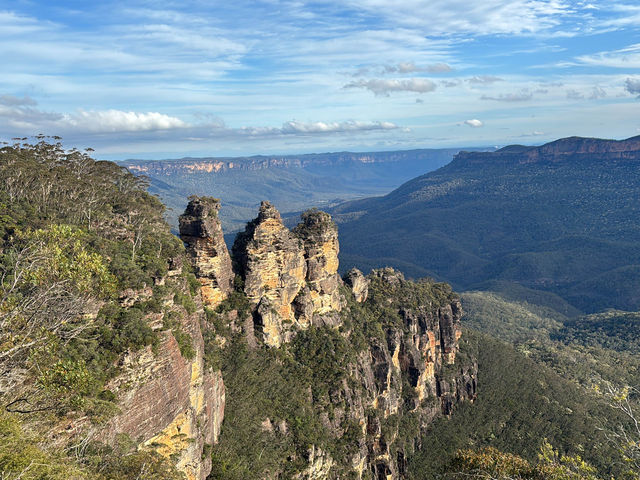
[0,138,198,479]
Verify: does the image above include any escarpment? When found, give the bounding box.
[98,265,225,480]
[180,197,477,479]
[179,196,233,308]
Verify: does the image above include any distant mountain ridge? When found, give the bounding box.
[452,135,640,167]
[333,135,640,313]
[119,147,482,232]
[121,149,465,175]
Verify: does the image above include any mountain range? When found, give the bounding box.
[1,137,639,480]
[333,136,640,314]
[120,148,483,232]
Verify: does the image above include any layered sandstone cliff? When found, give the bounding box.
[171,198,477,479]
[231,201,345,346]
[99,274,225,480]
[341,268,477,478]
[179,196,233,308]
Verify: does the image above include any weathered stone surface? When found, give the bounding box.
[295,446,335,480]
[101,282,225,480]
[343,268,476,478]
[344,268,369,303]
[176,198,475,480]
[179,196,233,308]
[233,201,307,346]
[294,209,345,321]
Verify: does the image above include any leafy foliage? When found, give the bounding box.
[443,442,601,480]
[409,329,627,479]
[0,138,197,477]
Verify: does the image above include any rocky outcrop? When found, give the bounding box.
[178,200,476,480]
[347,268,477,477]
[100,277,225,480]
[232,201,308,346]
[179,196,233,308]
[231,202,346,346]
[344,267,369,302]
[293,209,345,325]
[254,267,477,480]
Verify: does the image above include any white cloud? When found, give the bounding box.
[0,99,187,134]
[62,110,188,133]
[625,78,640,96]
[464,119,484,127]
[344,78,437,96]
[280,120,397,134]
[575,43,640,68]
[0,94,400,143]
[384,62,452,74]
[481,92,533,101]
[339,0,572,35]
[467,75,503,84]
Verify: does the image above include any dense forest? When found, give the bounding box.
[0,138,196,479]
[334,136,640,314]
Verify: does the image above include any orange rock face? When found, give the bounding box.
[179,197,234,308]
[101,305,225,480]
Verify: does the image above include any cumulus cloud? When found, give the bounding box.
[0,92,401,142]
[463,119,483,128]
[625,78,640,96]
[384,62,452,74]
[0,98,188,134]
[62,110,187,133]
[344,78,437,96]
[467,75,503,84]
[481,92,533,102]
[280,120,397,134]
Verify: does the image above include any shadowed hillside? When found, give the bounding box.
[334,136,640,314]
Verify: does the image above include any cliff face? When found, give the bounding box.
[231,201,344,347]
[122,149,456,176]
[343,268,477,478]
[99,273,225,480]
[179,197,233,308]
[453,135,640,168]
[181,198,477,479]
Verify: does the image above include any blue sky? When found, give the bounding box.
[1,0,639,159]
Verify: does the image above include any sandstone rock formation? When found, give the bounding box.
[100,276,225,480]
[231,202,346,346]
[346,268,476,477]
[177,200,476,479]
[293,209,344,325]
[179,196,233,308]
[232,201,308,346]
[344,267,369,302]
